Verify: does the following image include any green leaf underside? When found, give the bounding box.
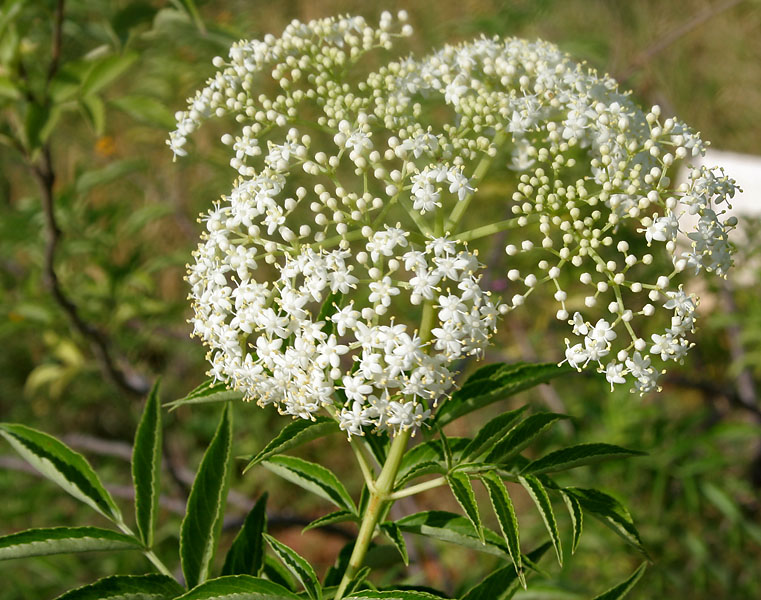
[435,362,573,426]
[480,472,524,587]
[395,511,508,557]
[303,509,357,533]
[461,542,551,600]
[174,575,300,600]
[566,487,646,554]
[54,574,184,600]
[262,455,356,514]
[380,521,409,565]
[0,423,121,522]
[0,527,140,561]
[463,406,529,460]
[165,379,243,411]
[560,490,583,554]
[522,443,645,475]
[485,413,569,464]
[132,381,163,547]
[519,475,563,566]
[447,472,483,543]
[180,405,233,589]
[222,493,267,576]
[592,563,647,600]
[244,417,339,471]
[264,534,322,600]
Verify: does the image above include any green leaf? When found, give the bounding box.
[0,74,20,100]
[462,406,529,460]
[81,52,138,96]
[111,94,176,129]
[80,94,105,135]
[560,490,583,554]
[435,362,572,426]
[395,511,507,557]
[324,541,355,588]
[592,563,647,600]
[264,534,322,600]
[222,493,267,576]
[0,423,122,522]
[363,431,389,465]
[480,472,524,588]
[180,405,233,588]
[24,102,58,150]
[303,509,357,533]
[347,592,446,599]
[174,574,300,599]
[565,488,646,555]
[519,475,562,566]
[396,438,470,484]
[54,574,184,600]
[343,566,371,597]
[75,158,147,194]
[165,379,243,411]
[317,290,343,336]
[380,521,409,565]
[243,416,339,471]
[395,461,446,489]
[0,527,139,561]
[438,428,452,470]
[522,443,645,475]
[263,554,296,591]
[132,380,163,547]
[460,543,550,600]
[447,472,483,543]
[262,455,356,514]
[485,413,569,464]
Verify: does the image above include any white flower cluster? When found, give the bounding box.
[173,12,737,435]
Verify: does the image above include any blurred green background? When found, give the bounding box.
[1,0,760,598]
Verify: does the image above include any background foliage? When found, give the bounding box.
[1,0,760,598]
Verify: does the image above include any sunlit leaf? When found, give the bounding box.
[132,380,163,547]
[435,362,572,425]
[54,574,183,600]
[0,527,139,561]
[447,472,483,543]
[264,534,322,600]
[0,423,121,522]
[480,472,524,587]
[243,416,339,471]
[519,475,562,565]
[262,455,355,514]
[174,574,299,599]
[180,405,233,588]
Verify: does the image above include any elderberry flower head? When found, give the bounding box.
[172,13,737,436]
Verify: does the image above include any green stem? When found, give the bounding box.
[115,521,176,580]
[389,475,447,500]
[335,428,412,599]
[444,131,508,233]
[457,216,525,242]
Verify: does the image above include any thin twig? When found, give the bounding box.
[24,0,150,396]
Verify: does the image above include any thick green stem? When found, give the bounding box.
[335,428,412,598]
